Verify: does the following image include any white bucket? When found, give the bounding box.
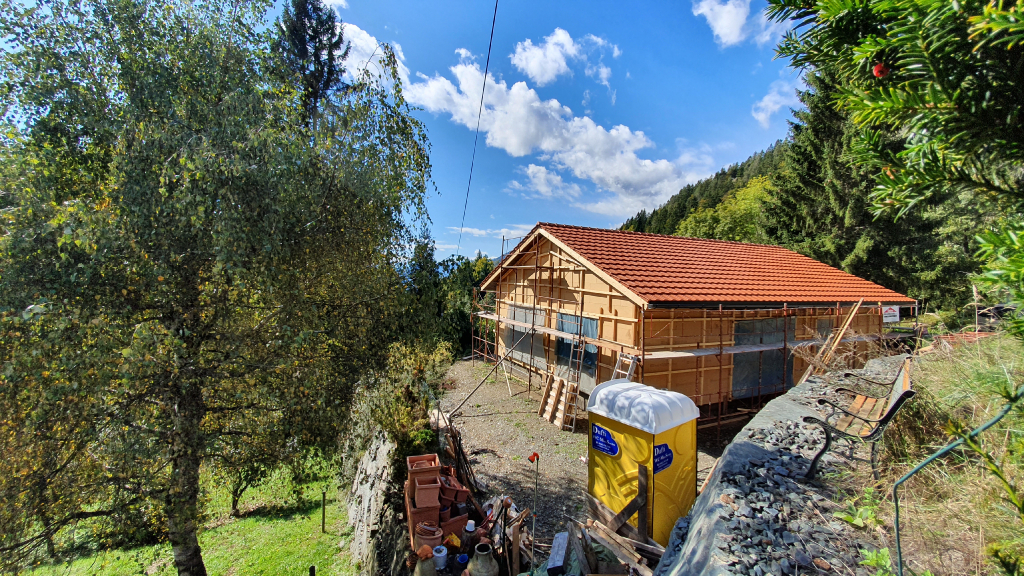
[432,545,447,570]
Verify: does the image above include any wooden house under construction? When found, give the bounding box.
[473,223,917,428]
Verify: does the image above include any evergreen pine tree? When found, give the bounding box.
[274,0,351,124]
[764,72,987,310]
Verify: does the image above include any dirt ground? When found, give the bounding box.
[439,360,746,545]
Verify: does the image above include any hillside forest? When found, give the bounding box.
[622,71,1001,319]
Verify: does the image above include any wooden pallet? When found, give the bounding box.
[537,374,579,430]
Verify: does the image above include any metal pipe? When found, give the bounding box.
[450,328,537,416]
[529,452,540,569]
[893,392,1021,576]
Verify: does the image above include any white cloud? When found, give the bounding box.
[754,13,789,46]
[407,59,713,215]
[510,28,581,86]
[434,242,459,252]
[751,78,802,128]
[692,0,751,46]
[327,0,348,8]
[342,23,409,85]
[448,224,536,239]
[692,0,791,47]
[585,62,612,88]
[507,164,582,199]
[509,29,619,91]
[583,34,622,58]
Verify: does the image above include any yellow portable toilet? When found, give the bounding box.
[587,379,699,546]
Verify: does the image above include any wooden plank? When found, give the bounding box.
[847,395,868,415]
[548,378,565,422]
[857,397,877,419]
[568,523,593,576]
[560,382,579,430]
[821,300,864,367]
[537,373,554,416]
[699,458,719,494]
[587,529,653,576]
[512,521,521,574]
[586,494,645,542]
[835,394,868,434]
[834,414,856,434]
[591,520,664,557]
[588,525,642,564]
[636,465,648,543]
[606,495,644,534]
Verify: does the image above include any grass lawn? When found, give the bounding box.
[26,471,358,576]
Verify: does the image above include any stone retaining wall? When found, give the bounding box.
[654,355,907,576]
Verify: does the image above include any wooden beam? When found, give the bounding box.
[586,494,645,542]
[512,521,521,574]
[636,464,648,543]
[567,522,592,575]
[590,519,665,557]
[587,529,653,576]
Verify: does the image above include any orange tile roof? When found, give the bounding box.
[532,223,915,305]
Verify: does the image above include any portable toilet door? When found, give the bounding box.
[586,379,699,546]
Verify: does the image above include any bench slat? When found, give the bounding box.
[835,394,868,433]
[867,397,887,421]
[847,397,878,436]
[834,414,856,433]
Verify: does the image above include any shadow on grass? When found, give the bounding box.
[239,495,329,521]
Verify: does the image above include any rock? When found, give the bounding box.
[739,505,754,518]
[813,557,832,570]
[782,531,797,545]
[780,558,794,573]
[794,550,813,567]
[774,466,790,477]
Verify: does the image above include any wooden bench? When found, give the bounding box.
[803,358,916,479]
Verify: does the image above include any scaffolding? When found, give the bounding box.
[472,234,918,434]
[471,234,591,428]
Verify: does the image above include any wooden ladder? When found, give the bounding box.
[560,380,580,432]
[537,373,562,422]
[797,299,864,385]
[537,374,581,432]
[612,352,640,381]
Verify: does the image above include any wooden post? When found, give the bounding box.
[309,566,315,576]
[639,308,645,383]
[637,463,649,543]
[512,520,522,573]
[321,491,326,533]
[783,304,789,389]
[718,304,724,441]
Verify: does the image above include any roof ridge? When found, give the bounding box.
[537,221,787,249]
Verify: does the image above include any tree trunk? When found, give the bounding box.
[166,382,207,576]
[230,480,247,518]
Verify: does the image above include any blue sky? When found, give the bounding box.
[328,0,802,258]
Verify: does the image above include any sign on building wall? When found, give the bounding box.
[882,306,900,323]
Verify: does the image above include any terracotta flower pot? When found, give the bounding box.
[415,475,441,508]
[414,522,443,550]
[407,454,441,484]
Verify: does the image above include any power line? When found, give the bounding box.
[456,0,499,257]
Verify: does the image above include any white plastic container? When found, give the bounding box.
[432,545,447,570]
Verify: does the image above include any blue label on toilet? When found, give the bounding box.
[653,444,673,474]
[591,424,619,456]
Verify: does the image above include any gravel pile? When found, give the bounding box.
[708,421,875,575]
